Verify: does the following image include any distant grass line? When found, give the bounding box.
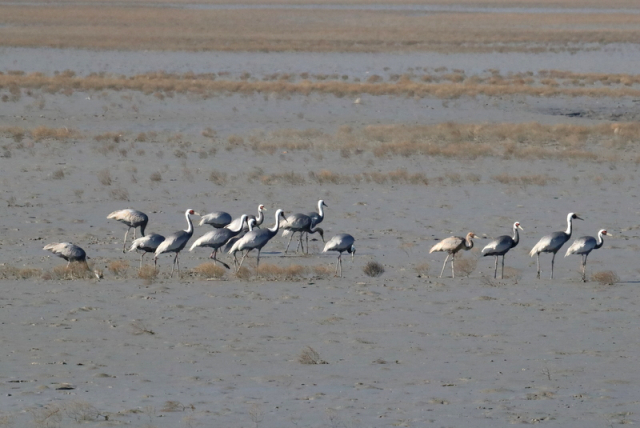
[1,4,640,53]
[4,72,640,99]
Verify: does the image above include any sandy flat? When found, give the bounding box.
[1,42,640,427]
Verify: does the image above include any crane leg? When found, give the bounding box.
[154,255,158,271]
[439,254,450,278]
[123,228,130,253]
[582,254,588,282]
[256,249,261,273]
[501,255,505,279]
[550,253,556,279]
[285,232,296,253]
[238,250,251,272]
[298,233,305,254]
[536,254,541,279]
[170,252,179,278]
[306,232,309,254]
[493,256,498,279]
[334,254,341,276]
[451,255,455,279]
[140,252,145,269]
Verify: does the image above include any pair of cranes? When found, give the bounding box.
[429,212,610,282]
[44,201,356,278]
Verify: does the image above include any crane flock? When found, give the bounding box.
[44,207,612,282]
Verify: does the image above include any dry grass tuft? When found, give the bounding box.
[51,168,65,180]
[492,173,558,186]
[257,263,308,281]
[138,265,157,281]
[312,265,334,278]
[0,264,42,279]
[31,126,77,142]
[455,256,477,277]
[236,266,252,280]
[109,187,130,201]
[259,172,306,186]
[414,262,430,276]
[97,169,112,186]
[194,262,226,279]
[64,400,101,422]
[108,260,129,276]
[363,261,385,277]
[48,263,97,280]
[592,270,620,285]
[298,346,328,365]
[209,170,227,185]
[150,172,162,182]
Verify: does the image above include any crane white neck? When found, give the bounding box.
[464,234,474,249]
[268,209,285,233]
[595,230,606,249]
[230,215,248,233]
[184,210,194,234]
[255,206,264,226]
[512,223,520,245]
[565,213,574,236]
[317,200,325,220]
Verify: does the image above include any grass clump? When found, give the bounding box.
[592,270,619,285]
[138,265,157,281]
[0,264,42,279]
[298,346,328,365]
[363,261,385,277]
[194,262,226,279]
[108,260,129,276]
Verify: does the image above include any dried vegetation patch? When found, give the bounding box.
[193,262,226,279]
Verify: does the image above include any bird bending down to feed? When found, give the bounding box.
[43,242,100,279]
[322,233,355,277]
[226,204,266,231]
[228,209,286,273]
[129,234,165,269]
[565,229,610,282]
[189,215,248,270]
[530,212,583,279]
[482,222,523,279]
[198,210,232,228]
[154,209,197,277]
[107,209,149,253]
[281,202,327,254]
[429,232,478,278]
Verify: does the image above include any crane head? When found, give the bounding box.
[570,212,583,221]
[515,222,524,230]
[350,245,356,260]
[258,204,266,211]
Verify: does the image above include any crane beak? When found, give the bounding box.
[193,211,201,216]
[518,225,524,230]
[606,232,613,237]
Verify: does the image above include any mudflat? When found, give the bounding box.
[1,1,640,426]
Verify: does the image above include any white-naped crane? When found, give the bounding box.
[154,209,197,277]
[482,222,523,279]
[322,233,355,277]
[198,210,232,228]
[129,234,165,269]
[107,209,149,253]
[223,217,257,255]
[228,209,286,273]
[565,229,611,282]
[189,215,248,270]
[43,242,101,279]
[283,200,327,253]
[226,204,266,231]
[530,212,583,279]
[430,232,478,278]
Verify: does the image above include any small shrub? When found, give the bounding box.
[209,170,227,185]
[236,266,251,279]
[298,346,328,365]
[194,262,225,279]
[51,168,65,179]
[110,187,129,201]
[0,264,42,279]
[108,260,129,276]
[363,261,385,277]
[414,262,430,276]
[138,265,157,281]
[312,265,334,278]
[592,270,619,285]
[150,172,162,182]
[97,169,112,186]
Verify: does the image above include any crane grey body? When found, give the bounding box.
[322,233,355,277]
[226,205,265,232]
[198,211,232,228]
[154,209,197,277]
[530,212,583,279]
[430,232,478,278]
[565,229,610,282]
[283,200,327,253]
[190,215,248,269]
[107,209,149,253]
[223,217,257,254]
[43,242,87,266]
[482,222,523,279]
[281,212,324,254]
[129,234,165,268]
[228,209,286,273]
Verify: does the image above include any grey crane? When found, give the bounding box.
[482,222,524,279]
[107,209,149,253]
[283,200,328,253]
[322,233,355,277]
[530,212,583,279]
[128,234,165,269]
[429,232,478,278]
[154,209,197,277]
[281,213,325,254]
[228,209,286,273]
[223,217,257,254]
[198,210,232,228]
[189,214,248,269]
[226,204,266,231]
[565,229,610,282]
[43,242,100,278]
